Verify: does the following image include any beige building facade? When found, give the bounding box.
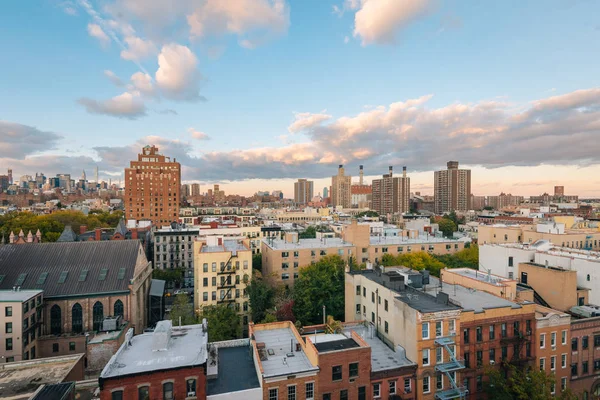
[434,161,471,214]
[0,290,43,363]
[294,179,314,204]
[372,166,410,216]
[331,164,352,208]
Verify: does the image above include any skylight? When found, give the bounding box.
[99,268,108,281]
[58,271,68,284]
[15,273,27,286]
[37,272,49,285]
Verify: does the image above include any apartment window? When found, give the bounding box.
[436,321,443,337]
[501,323,507,338]
[320,250,326,256]
[562,330,567,345]
[212,262,217,272]
[562,353,567,368]
[163,382,174,400]
[513,321,520,336]
[388,380,396,395]
[449,319,455,333]
[583,361,589,374]
[356,304,361,314]
[526,342,531,358]
[373,383,380,398]
[422,349,430,366]
[550,355,556,371]
[464,352,470,368]
[269,388,278,400]
[508,256,513,267]
[111,391,124,400]
[203,278,208,287]
[550,381,555,395]
[540,357,545,371]
[572,363,578,376]
[356,285,361,295]
[551,332,556,347]
[476,326,482,342]
[371,292,375,303]
[540,333,546,348]
[69,342,76,351]
[332,365,342,381]
[349,362,359,377]
[561,377,567,391]
[594,335,600,347]
[6,338,13,351]
[363,287,366,297]
[5,306,12,317]
[404,378,411,393]
[186,379,197,396]
[489,325,495,340]
[203,263,208,272]
[501,346,508,360]
[476,375,483,392]
[436,373,443,390]
[476,350,483,367]
[138,386,150,400]
[463,328,470,344]
[422,323,430,339]
[384,300,388,311]
[299,383,312,400]
[358,387,366,400]
[594,360,600,371]
[583,336,589,349]
[423,376,430,393]
[5,322,12,334]
[371,312,375,323]
[489,348,496,363]
[288,385,296,400]
[436,347,443,363]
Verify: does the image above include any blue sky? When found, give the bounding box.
[1,0,600,196]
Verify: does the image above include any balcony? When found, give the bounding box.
[435,386,468,400]
[435,335,456,347]
[217,297,235,304]
[217,267,236,275]
[217,281,235,289]
[435,360,465,374]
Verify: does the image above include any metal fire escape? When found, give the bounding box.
[435,333,468,400]
[217,255,236,307]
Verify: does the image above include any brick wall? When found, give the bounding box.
[317,346,371,400]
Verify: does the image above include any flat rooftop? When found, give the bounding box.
[495,242,600,262]
[313,336,360,353]
[262,237,354,251]
[201,240,248,253]
[0,289,42,302]
[369,235,460,245]
[254,327,318,378]
[100,321,208,379]
[447,268,513,287]
[0,354,83,399]
[207,345,260,396]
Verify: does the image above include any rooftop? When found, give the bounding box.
[0,289,42,302]
[31,382,74,400]
[262,237,354,251]
[312,336,360,352]
[100,321,208,380]
[494,241,600,262]
[0,354,84,399]
[201,239,249,254]
[207,345,261,396]
[446,268,514,287]
[253,326,318,378]
[369,235,460,245]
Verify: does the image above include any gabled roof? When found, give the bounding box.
[114,219,128,237]
[57,226,78,242]
[0,241,147,298]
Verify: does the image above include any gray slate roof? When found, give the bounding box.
[57,225,78,242]
[0,241,145,298]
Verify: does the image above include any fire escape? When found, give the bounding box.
[500,323,533,368]
[435,333,468,400]
[217,255,236,307]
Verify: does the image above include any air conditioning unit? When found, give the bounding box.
[349,378,356,383]
[490,360,495,365]
[526,329,532,336]
[188,391,196,397]
[449,330,456,336]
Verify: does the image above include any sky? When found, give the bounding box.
[1,0,600,197]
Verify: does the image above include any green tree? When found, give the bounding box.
[292,255,346,326]
[152,268,184,288]
[198,304,241,341]
[299,226,317,239]
[437,218,457,237]
[252,253,263,271]
[356,211,379,218]
[433,245,479,270]
[169,293,196,326]
[485,363,578,400]
[246,270,275,323]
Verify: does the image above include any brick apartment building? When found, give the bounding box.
[125,145,181,226]
[569,316,600,397]
[371,166,410,216]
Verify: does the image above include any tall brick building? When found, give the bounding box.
[434,161,471,214]
[372,166,410,216]
[125,145,181,226]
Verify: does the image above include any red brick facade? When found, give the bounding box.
[316,345,371,400]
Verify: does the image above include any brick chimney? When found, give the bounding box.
[95,228,102,241]
[80,225,87,235]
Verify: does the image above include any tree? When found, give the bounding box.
[198,304,241,341]
[433,245,479,270]
[169,293,196,326]
[292,255,346,326]
[246,270,275,323]
[356,211,379,218]
[437,218,457,237]
[381,252,447,277]
[152,268,184,289]
[252,253,262,271]
[299,226,317,239]
[485,363,578,400]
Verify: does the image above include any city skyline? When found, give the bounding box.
[1,1,600,196]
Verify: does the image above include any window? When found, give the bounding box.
[384,300,388,311]
[501,323,507,338]
[583,361,589,374]
[404,378,411,393]
[203,292,208,301]
[212,262,217,272]
[339,389,347,400]
[422,349,430,366]
[138,386,150,400]
[477,350,483,367]
[5,306,12,317]
[551,332,556,347]
[362,287,366,297]
[358,387,366,400]
[356,304,361,314]
[389,380,396,395]
[489,348,495,363]
[436,347,443,363]
[583,336,589,349]
[111,391,124,400]
[508,256,513,267]
[93,301,104,331]
[562,330,567,345]
[436,373,443,390]
[464,352,470,368]
[594,335,600,347]
[561,377,567,391]
[269,388,278,400]
[449,319,455,333]
[52,342,58,353]
[550,381,555,395]
[550,355,556,370]
[384,321,389,333]
[572,338,579,351]
[332,365,342,381]
[572,363,578,376]
[422,322,429,339]
[373,383,380,398]
[186,379,197,396]
[162,382,173,400]
[476,375,483,392]
[203,278,208,287]
[50,304,62,334]
[69,342,76,351]
[203,263,208,272]
[513,321,519,336]
[540,333,546,348]
[5,322,12,334]
[476,326,482,342]
[562,353,567,368]
[463,328,470,344]
[371,312,375,323]
[436,321,443,337]
[356,285,361,295]
[288,385,296,400]
[501,346,508,360]
[305,382,314,400]
[114,300,124,318]
[595,360,600,371]
[6,338,13,351]
[371,292,375,303]
[349,362,359,377]
[423,376,430,393]
[489,324,495,340]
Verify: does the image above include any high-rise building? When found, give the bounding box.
[554,186,565,196]
[190,183,201,196]
[331,164,351,208]
[181,184,190,197]
[434,161,471,214]
[7,169,12,185]
[0,175,9,192]
[124,145,181,226]
[372,166,410,215]
[323,187,328,198]
[294,179,313,204]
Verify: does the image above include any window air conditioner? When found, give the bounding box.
[188,391,196,397]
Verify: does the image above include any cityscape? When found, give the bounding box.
[1,1,600,400]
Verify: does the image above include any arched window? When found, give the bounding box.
[50,305,61,334]
[113,300,124,318]
[93,301,104,331]
[72,303,83,333]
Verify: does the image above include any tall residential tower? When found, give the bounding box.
[434,161,471,214]
[331,164,352,208]
[294,179,314,204]
[372,166,410,215]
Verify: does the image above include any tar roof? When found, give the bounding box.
[313,336,360,353]
[0,354,83,399]
[254,327,318,378]
[0,289,42,302]
[0,241,145,298]
[100,322,208,379]
[207,345,261,396]
[262,237,354,251]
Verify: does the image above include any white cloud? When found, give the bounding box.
[129,72,154,96]
[288,112,332,133]
[188,128,210,140]
[77,92,147,119]
[104,70,124,87]
[0,121,63,158]
[120,36,157,61]
[155,44,203,101]
[352,0,433,45]
[87,23,110,47]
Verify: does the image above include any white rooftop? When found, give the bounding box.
[100,321,208,379]
[0,289,42,302]
[369,235,459,245]
[254,327,318,378]
[201,240,248,253]
[263,237,354,250]
[447,268,513,287]
[495,241,600,262]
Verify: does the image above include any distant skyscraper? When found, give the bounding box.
[181,184,191,197]
[554,186,565,197]
[372,166,410,215]
[331,165,352,208]
[434,161,471,214]
[294,179,314,204]
[190,183,201,196]
[124,145,181,225]
[323,187,328,198]
[7,169,12,184]
[81,169,86,181]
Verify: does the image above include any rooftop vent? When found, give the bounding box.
[152,320,172,351]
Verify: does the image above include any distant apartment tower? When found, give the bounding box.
[323,187,328,198]
[434,161,471,214]
[190,183,201,196]
[372,166,410,215]
[331,164,352,208]
[181,184,190,197]
[124,145,181,226]
[554,186,565,196]
[8,169,12,185]
[294,179,314,204]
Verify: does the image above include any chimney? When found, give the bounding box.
[359,165,364,185]
[388,166,393,177]
[80,225,87,235]
[403,166,407,178]
[95,228,102,241]
[131,229,138,240]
